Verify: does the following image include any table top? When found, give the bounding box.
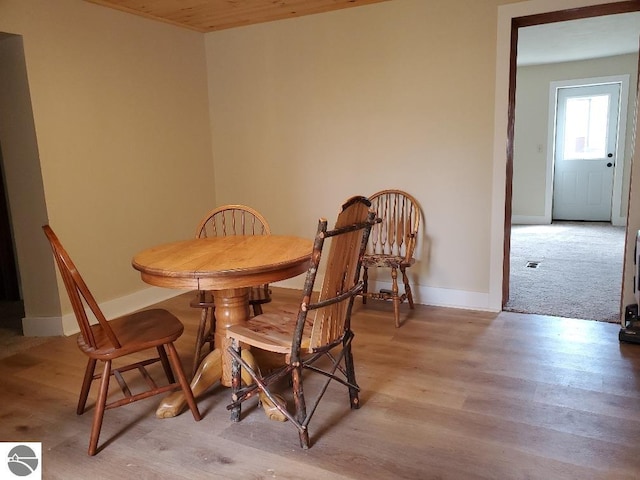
[132,235,313,291]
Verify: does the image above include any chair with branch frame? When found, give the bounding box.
[42,225,201,456]
[224,196,376,448]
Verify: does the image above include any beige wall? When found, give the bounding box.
[512,54,638,223]
[0,0,214,333]
[205,0,517,308]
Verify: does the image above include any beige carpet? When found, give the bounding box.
[504,221,626,322]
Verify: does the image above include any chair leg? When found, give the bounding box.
[230,339,242,422]
[391,267,401,328]
[192,306,209,378]
[88,360,111,456]
[292,365,309,449]
[252,303,263,316]
[165,342,201,422]
[401,266,415,309]
[343,334,360,409]
[78,358,97,415]
[206,307,216,357]
[157,345,175,384]
[362,266,368,305]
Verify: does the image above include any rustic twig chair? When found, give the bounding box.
[42,225,201,456]
[190,205,272,376]
[361,189,422,327]
[225,196,376,448]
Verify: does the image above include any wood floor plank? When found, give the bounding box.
[463,392,640,447]
[1,287,640,479]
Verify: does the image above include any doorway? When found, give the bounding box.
[0,33,54,337]
[0,147,20,303]
[0,146,23,334]
[502,3,640,321]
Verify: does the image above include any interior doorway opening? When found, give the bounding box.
[502,3,640,322]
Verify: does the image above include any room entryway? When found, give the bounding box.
[0,146,23,340]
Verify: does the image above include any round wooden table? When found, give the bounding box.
[132,235,312,417]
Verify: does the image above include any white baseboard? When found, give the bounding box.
[612,216,626,227]
[511,215,550,225]
[279,277,497,311]
[22,286,190,337]
[514,215,627,227]
[368,280,497,312]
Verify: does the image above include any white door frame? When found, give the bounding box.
[545,75,629,225]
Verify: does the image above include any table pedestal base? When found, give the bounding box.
[156,348,223,418]
[156,348,287,421]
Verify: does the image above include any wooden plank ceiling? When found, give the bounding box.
[84,0,391,32]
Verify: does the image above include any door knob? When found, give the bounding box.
[607,153,613,158]
[607,162,613,167]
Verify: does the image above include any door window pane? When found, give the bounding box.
[562,94,609,160]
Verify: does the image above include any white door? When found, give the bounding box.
[552,82,621,221]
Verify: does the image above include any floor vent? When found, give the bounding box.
[525,261,540,268]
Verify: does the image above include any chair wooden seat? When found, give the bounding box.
[225,196,376,449]
[361,189,422,327]
[226,311,313,354]
[77,309,184,359]
[42,225,201,456]
[362,254,415,269]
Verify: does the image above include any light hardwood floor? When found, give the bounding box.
[1,288,640,479]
